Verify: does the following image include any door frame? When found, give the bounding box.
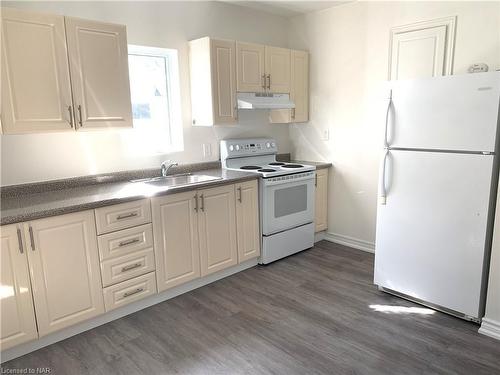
[388,16,457,80]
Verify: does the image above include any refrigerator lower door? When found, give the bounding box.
[389,72,500,152]
[374,150,494,318]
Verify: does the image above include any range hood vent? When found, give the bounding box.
[237,93,295,110]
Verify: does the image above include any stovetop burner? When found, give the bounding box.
[258,168,277,172]
[240,165,262,170]
[281,164,304,168]
[268,162,285,166]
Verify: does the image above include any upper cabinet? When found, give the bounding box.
[65,17,132,129]
[236,42,266,92]
[265,46,291,94]
[1,8,132,134]
[189,37,237,126]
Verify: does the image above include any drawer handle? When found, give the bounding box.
[123,287,144,298]
[116,212,138,220]
[118,238,140,247]
[17,228,24,254]
[121,263,142,272]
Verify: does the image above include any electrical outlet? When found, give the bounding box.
[322,129,330,141]
[202,143,212,158]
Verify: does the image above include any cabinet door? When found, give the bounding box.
[0,224,38,350]
[235,180,261,262]
[211,39,237,125]
[152,191,200,292]
[236,42,266,92]
[290,50,309,123]
[315,169,329,232]
[198,185,238,276]
[65,17,132,129]
[1,8,74,134]
[265,46,290,94]
[26,211,104,337]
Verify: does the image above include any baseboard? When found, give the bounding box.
[314,231,326,243]
[479,318,500,341]
[324,232,375,253]
[1,258,259,363]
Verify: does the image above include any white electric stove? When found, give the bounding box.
[220,138,316,264]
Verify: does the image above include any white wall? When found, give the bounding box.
[1,1,291,185]
[288,1,500,247]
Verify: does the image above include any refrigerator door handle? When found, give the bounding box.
[379,149,389,205]
[384,89,393,148]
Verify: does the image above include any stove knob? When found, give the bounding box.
[271,142,276,148]
[266,142,271,148]
[235,145,240,151]
[229,145,234,151]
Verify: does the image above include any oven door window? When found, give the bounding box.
[274,184,307,218]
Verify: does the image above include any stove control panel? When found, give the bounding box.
[220,138,278,160]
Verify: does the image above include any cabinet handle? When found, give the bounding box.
[291,108,296,120]
[200,194,205,212]
[116,212,138,220]
[123,287,144,298]
[194,193,199,212]
[315,173,318,187]
[28,226,35,251]
[121,263,142,272]
[17,228,24,254]
[237,187,242,203]
[118,238,140,247]
[77,104,83,127]
[262,74,266,90]
[68,105,74,128]
[267,74,271,90]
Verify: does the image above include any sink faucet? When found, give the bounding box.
[161,160,178,177]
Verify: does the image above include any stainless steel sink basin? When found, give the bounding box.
[131,173,222,187]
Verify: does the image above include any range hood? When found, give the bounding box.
[237,93,295,110]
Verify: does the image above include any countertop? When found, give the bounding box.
[1,169,257,225]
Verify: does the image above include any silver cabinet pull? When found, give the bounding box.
[116,212,138,220]
[291,108,296,120]
[262,74,266,90]
[267,74,271,90]
[68,105,74,128]
[194,193,199,212]
[121,263,142,272]
[28,226,35,251]
[17,228,24,254]
[315,173,318,187]
[237,187,242,203]
[118,238,140,247]
[123,287,144,298]
[77,104,83,127]
[200,194,205,212]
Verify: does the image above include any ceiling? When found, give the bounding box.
[224,1,353,18]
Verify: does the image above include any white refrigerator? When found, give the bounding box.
[374,72,500,322]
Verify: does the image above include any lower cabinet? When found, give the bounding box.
[25,211,105,336]
[103,272,157,311]
[0,224,38,351]
[315,169,329,232]
[235,180,261,262]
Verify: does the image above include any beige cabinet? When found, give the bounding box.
[0,224,38,350]
[290,50,309,122]
[152,191,201,292]
[315,169,329,233]
[65,17,132,129]
[198,184,238,276]
[236,42,266,92]
[1,8,74,133]
[25,211,104,336]
[189,37,237,126]
[1,8,132,134]
[235,180,261,262]
[265,46,291,94]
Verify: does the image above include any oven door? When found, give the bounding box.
[262,171,315,235]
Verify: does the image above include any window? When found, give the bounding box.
[127,45,183,153]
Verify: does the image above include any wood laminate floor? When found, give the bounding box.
[3,241,500,374]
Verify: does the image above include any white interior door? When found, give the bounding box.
[388,72,500,152]
[374,150,494,318]
[1,8,74,133]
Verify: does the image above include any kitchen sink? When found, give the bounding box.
[131,173,222,187]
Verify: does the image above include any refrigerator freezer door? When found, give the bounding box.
[374,150,494,318]
[388,72,500,152]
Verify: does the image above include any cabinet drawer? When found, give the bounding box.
[95,199,151,235]
[97,223,153,261]
[103,272,157,312]
[100,248,155,287]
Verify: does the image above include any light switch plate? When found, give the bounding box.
[322,129,330,141]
